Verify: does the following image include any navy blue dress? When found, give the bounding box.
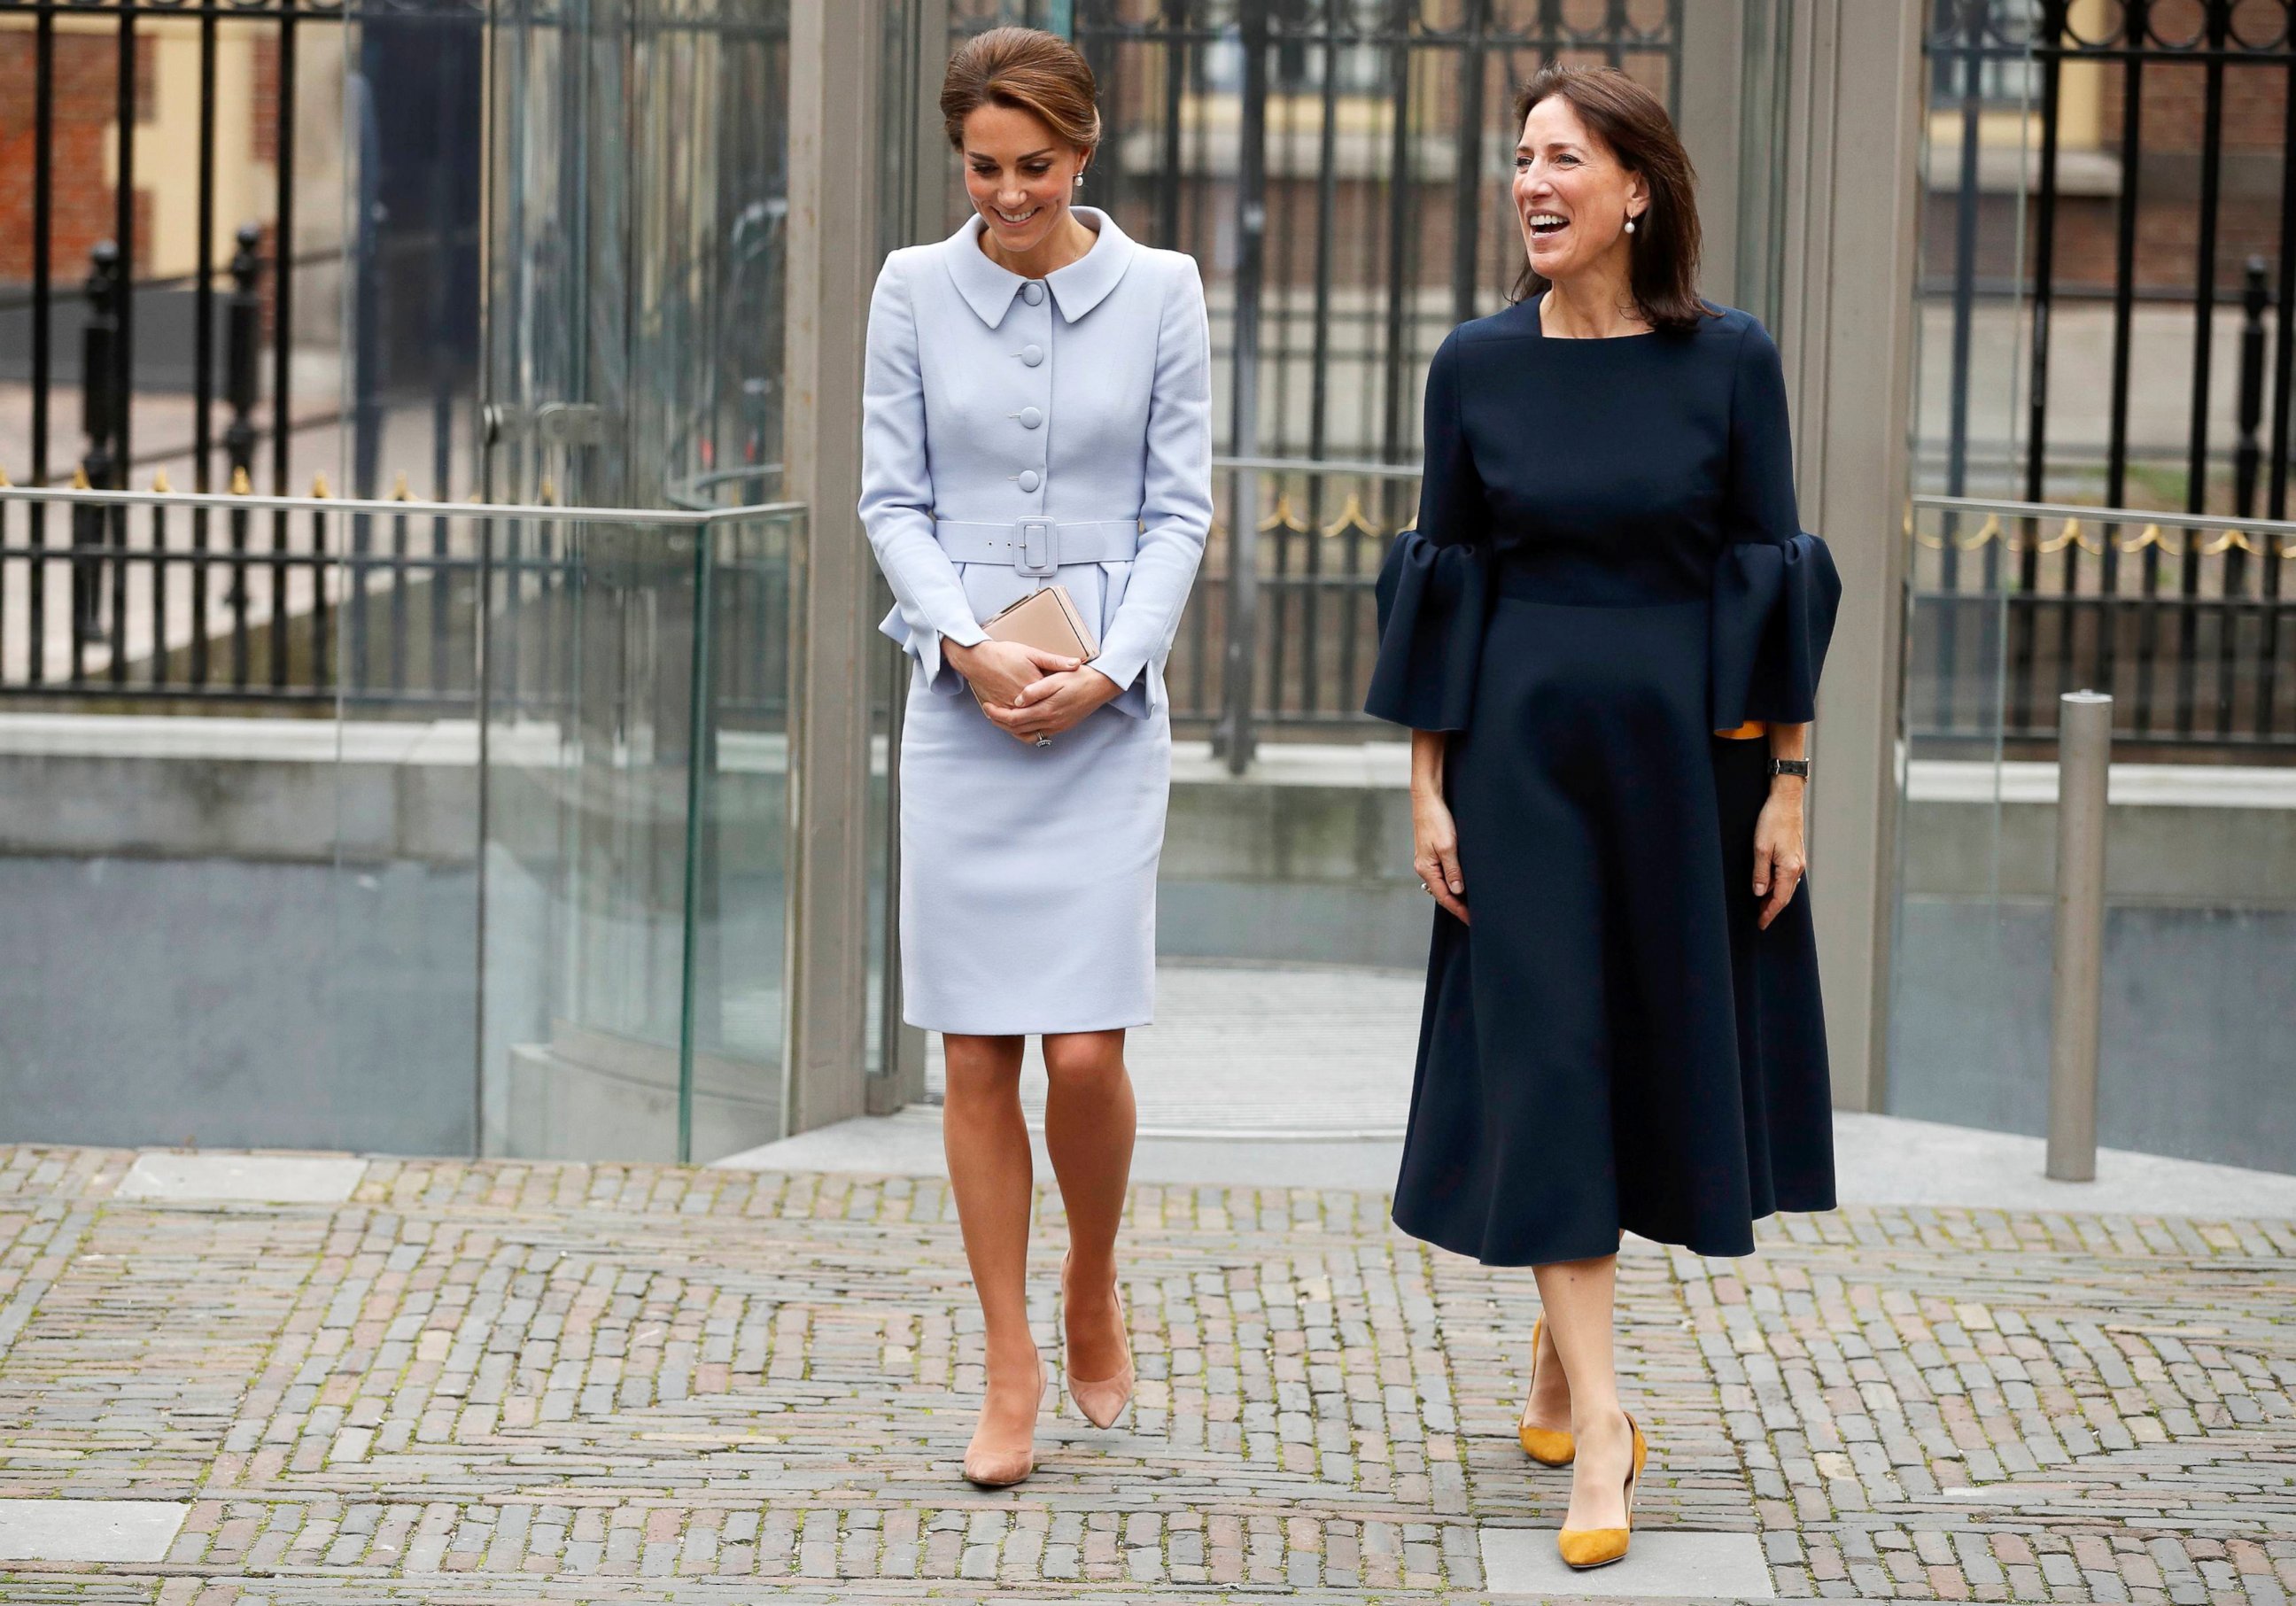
[1366,295,1842,1265]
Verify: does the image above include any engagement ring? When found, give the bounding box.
[1035,733,1052,749]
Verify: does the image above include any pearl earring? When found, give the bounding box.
[1625,216,1637,235]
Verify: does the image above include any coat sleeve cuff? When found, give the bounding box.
[880,604,986,697]
[1709,531,1842,730]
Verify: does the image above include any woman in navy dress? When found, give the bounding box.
[1366,65,1841,1569]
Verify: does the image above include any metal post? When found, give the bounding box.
[225,226,262,687]
[1219,3,1268,776]
[2046,689,2111,1183]
[74,242,120,659]
[2228,259,2268,735]
[2236,258,2269,518]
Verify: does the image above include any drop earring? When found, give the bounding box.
[1625,215,1637,235]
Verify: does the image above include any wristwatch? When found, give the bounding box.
[1768,757,1811,779]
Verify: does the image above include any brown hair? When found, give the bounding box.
[1509,63,1710,335]
[941,27,1101,158]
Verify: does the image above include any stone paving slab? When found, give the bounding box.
[1480,1528,1777,1596]
[116,1156,368,1206]
[0,1144,2289,1603]
[0,1499,189,1561]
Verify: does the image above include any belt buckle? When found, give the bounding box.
[1015,518,1057,578]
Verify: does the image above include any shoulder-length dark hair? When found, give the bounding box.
[1509,63,1710,335]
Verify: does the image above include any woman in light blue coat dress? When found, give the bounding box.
[857,27,1212,1487]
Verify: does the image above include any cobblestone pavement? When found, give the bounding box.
[0,1144,2290,1602]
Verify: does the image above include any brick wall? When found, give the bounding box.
[0,34,120,282]
[0,29,271,286]
[1930,57,2296,295]
[2097,54,2288,157]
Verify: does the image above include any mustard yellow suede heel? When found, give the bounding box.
[1516,1315,1576,1466]
[1556,1411,1647,1570]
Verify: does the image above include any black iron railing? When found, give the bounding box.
[1929,0,2296,509]
[0,484,800,729]
[1912,494,2296,751]
[1160,455,1416,750]
[1924,0,2296,754]
[0,0,487,508]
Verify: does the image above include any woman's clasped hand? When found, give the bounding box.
[947,637,1124,741]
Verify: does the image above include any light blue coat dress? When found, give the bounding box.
[858,207,1214,1034]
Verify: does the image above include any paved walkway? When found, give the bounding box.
[1,1129,2292,1603]
[923,963,1425,1139]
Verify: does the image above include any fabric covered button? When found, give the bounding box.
[1018,468,1042,492]
[1018,407,1043,430]
[1021,282,1045,306]
[1020,344,1043,367]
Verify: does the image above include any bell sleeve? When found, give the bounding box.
[1710,320,1842,732]
[1363,330,1493,732]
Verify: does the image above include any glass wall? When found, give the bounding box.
[460,0,801,1159]
[324,0,802,1162]
[0,0,795,1162]
[1889,0,2296,1175]
[1888,0,2032,1145]
[482,0,791,508]
[475,504,803,1164]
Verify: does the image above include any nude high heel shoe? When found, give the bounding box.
[1556,1411,1647,1570]
[1517,1315,1576,1466]
[1060,1252,1135,1429]
[960,1350,1045,1488]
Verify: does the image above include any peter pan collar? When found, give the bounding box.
[942,206,1137,328]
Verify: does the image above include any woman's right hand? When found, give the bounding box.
[1412,785,1469,925]
[945,637,1082,722]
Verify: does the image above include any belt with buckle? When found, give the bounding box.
[932,517,1141,579]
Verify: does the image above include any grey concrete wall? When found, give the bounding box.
[0,855,477,1153]
[0,718,478,1153]
[1159,779,1426,969]
[1887,773,2296,1177]
[1890,900,2296,1175]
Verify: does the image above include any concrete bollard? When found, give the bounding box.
[2047,691,2113,1183]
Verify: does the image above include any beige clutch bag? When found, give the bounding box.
[968,584,1099,710]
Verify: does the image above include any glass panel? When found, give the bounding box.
[1889,0,2034,1129]
[479,512,709,1161]
[469,0,795,1160]
[327,493,487,1155]
[1890,504,2017,1126]
[686,506,805,1150]
[483,0,791,508]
